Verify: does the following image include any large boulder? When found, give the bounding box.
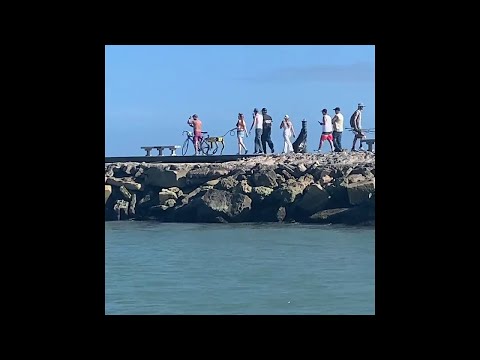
[106,177,142,191]
[346,179,375,205]
[144,168,188,188]
[250,186,274,204]
[128,193,137,216]
[105,185,112,204]
[325,179,350,208]
[122,163,137,176]
[252,169,278,187]
[136,192,160,217]
[271,174,313,204]
[119,185,132,201]
[186,167,230,186]
[294,183,330,215]
[214,176,239,191]
[113,199,129,220]
[232,180,252,194]
[177,185,213,206]
[158,189,178,204]
[308,198,375,225]
[187,189,252,222]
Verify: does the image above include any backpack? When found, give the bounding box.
[349,111,358,128]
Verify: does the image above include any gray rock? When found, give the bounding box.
[159,189,178,204]
[232,180,252,194]
[128,193,136,216]
[347,174,366,184]
[281,169,294,180]
[214,176,239,191]
[186,167,230,186]
[252,169,278,187]
[164,198,176,208]
[192,189,252,222]
[134,168,144,178]
[105,185,112,204]
[137,192,160,209]
[106,177,142,191]
[119,185,132,201]
[250,186,274,203]
[276,207,286,222]
[144,168,188,188]
[113,200,129,220]
[346,179,375,205]
[295,183,330,215]
[308,208,350,222]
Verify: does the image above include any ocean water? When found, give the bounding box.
[105,222,375,315]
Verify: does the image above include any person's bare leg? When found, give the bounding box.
[328,139,334,152]
[318,139,324,151]
[240,138,247,153]
[238,139,242,154]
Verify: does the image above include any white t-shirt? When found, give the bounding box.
[332,113,344,132]
[322,114,333,133]
[255,113,263,129]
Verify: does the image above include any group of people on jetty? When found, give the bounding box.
[187,103,371,156]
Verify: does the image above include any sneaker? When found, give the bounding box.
[245,150,248,154]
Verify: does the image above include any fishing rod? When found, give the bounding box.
[345,127,375,133]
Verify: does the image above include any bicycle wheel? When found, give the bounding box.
[200,140,210,155]
[182,138,190,156]
[211,143,218,155]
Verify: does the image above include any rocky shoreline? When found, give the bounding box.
[105,152,375,225]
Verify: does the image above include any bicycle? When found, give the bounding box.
[181,130,210,156]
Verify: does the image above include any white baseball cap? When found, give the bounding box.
[284,114,289,119]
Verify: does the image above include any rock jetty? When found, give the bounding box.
[105,152,375,225]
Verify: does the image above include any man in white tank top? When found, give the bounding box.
[317,109,334,152]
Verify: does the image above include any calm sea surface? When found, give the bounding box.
[105,221,375,315]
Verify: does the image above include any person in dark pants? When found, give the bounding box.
[249,108,264,154]
[261,108,275,154]
[331,107,344,152]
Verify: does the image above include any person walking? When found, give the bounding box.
[280,114,295,154]
[331,106,344,152]
[261,107,275,154]
[236,113,248,155]
[249,108,264,154]
[350,103,366,151]
[317,109,334,152]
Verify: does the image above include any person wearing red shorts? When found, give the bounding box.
[317,108,334,152]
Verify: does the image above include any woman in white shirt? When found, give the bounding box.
[280,115,295,154]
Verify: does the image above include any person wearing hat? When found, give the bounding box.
[261,108,275,154]
[249,108,264,154]
[317,109,334,152]
[280,114,295,154]
[331,107,344,152]
[350,103,366,151]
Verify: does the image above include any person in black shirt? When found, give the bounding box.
[261,108,275,154]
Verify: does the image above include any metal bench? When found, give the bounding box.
[141,145,181,156]
[360,139,375,151]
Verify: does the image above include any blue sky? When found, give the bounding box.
[105,45,375,156]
